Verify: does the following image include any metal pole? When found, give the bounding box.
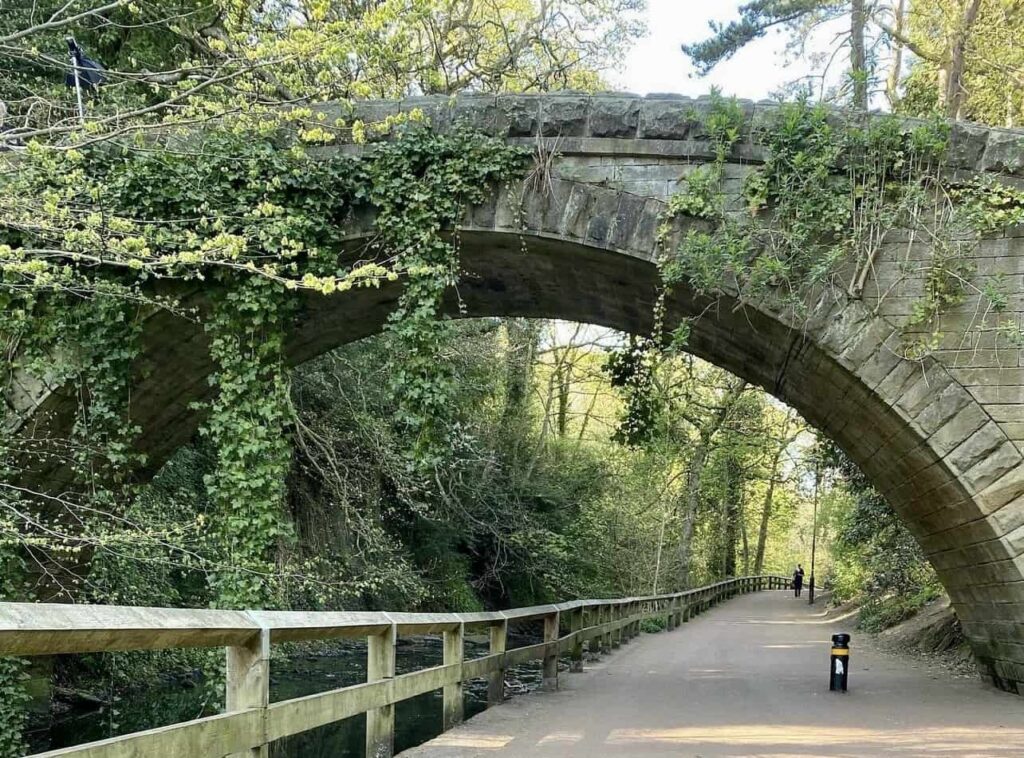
[808,454,819,605]
[68,38,85,124]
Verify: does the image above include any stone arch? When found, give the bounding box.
[6,94,1024,693]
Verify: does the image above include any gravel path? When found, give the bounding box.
[401,590,1024,756]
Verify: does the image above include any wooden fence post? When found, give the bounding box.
[543,610,560,691]
[366,624,396,758]
[443,622,464,730]
[488,618,507,706]
[570,607,584,672]
[226,626,270,758]
[602,604,613,652]
[589,607,603,656]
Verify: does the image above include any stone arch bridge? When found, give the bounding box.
[5,93,1024,694]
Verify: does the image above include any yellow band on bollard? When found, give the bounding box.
[831,648,849,656]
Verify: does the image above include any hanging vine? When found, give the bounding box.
[1,121,526,615]
[656,95,1024,358]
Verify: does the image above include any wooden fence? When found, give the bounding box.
[1,575,791,758]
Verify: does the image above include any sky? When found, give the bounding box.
[551,1,841,349]
[613,0,824,99]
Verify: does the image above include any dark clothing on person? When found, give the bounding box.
[793,568,805,597]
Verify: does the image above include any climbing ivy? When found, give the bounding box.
[657,94,1024,358]
[604,336,663,446]
[1,120,526,619]
[0,541,28,757]
[0,117,525,749]
[359,129,528,466]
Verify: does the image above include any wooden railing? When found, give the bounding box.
[1,575,791,758]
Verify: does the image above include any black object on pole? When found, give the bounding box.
[830,633,850,692]
[65,37,106,122]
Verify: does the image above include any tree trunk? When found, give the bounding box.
[722,455,743,578]
[885,0,907,109]
[946,0,984,119]
[851,0,868,109]
[500,319,538,432]
[754,413,798,574]
[753,473,779,575]
[677,378,746,587]
[740,493,750,575]
[555,361,570,437]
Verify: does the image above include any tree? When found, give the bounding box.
[0,0,646,147]
[673,376,748,585]
[895,0,1024,124]
[680,0,1019,117]
[681,1,871,108]
[752,409,801,574]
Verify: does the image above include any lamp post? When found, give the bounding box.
[808,453,819,605]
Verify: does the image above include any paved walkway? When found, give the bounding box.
[402,591,1024,756]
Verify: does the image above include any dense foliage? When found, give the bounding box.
[6,0,1024,752]
[824,444,943,631]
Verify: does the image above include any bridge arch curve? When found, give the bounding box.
[7,94,1024,693]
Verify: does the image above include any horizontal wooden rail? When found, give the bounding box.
[3,575,791,758]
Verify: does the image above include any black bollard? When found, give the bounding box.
[830,633,850,692]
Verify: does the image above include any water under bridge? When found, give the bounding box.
[2,579,1021,757]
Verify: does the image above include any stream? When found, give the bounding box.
[28,636,553,756]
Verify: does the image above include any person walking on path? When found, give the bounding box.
[793,565,805,597]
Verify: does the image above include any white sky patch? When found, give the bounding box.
[613,0,840,100]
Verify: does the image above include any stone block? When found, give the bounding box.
[687,96,755,142]
[816,301,871,355]
[541,96,590,137]
[584,189,622,245]
[1007,521,1024,558]
[970,385,1024,404]
[914,383,973,437]
[975,471,1024,516]
[988,405,1024,424]
[628,199,665,260]
[400,96,452,132]
[639,99,696,140]
[451,95,507,135]
[980,131,1024,174]
[853,337,905,390]
[588,98,640,138]
[492,183,520,231]
[539,178,577,234]
[947,121,990,169]
[469,192,498,229]
[608,193,647,251]
[989,499,1024,539]
[836,319,893,372]
[897,362,954,418]
[928,403,990,458]
[964,441,1022,493]
[946,421,1013,478]
[559,183,595,239]
[497,94,540,137]
[874,360,921,406]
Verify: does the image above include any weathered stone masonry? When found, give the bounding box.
[6,93,1024,693]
